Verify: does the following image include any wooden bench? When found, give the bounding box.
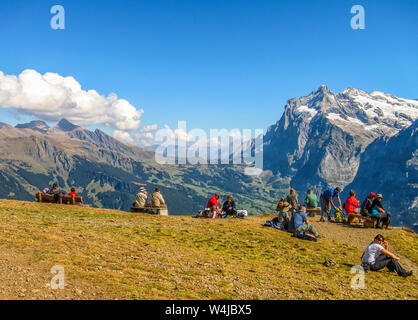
[36,192,83,205]
[307,207,321,217]
[130,206,168,216]
[359,215,376,228]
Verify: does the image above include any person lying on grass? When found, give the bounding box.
[361,234,413,277]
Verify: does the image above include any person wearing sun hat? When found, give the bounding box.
[134,187,148,208]
[370,194,391,228]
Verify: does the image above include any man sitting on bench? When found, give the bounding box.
[152,188,167,208]
[370,194,391,228]
[135,187,148,208]
[48,183,63,203]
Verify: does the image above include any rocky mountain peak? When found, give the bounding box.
[314,84,331,95]
[15,120,50,133]
[263,86,418,195]
[342,87,367,96]
[56,119,80,132]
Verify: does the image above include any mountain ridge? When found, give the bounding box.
[1,86,417,227]
[0,118,280,215]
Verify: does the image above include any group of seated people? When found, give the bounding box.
[305,187,391,228]
[341,190,391,228]
[200,194,248,218]
[133,187,167,208]
[275,187,391,229]
[43,183,78,203]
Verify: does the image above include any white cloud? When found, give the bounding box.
[133,131,155,147]
[0,69,143,132]
[113,130,134,143]
[142,124,158,132]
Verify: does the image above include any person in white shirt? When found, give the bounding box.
[361,234,412,277]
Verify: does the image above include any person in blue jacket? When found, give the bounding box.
[319,187,342,222]
[289,205,320,238]
[222,195,237,217]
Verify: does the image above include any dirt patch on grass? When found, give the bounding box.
[0,245,112,300]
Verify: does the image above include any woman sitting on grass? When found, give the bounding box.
[361,234,412,277]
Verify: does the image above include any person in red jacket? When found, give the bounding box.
[206,194,220,209]
[345,189,360,224]
[68,188,78,197]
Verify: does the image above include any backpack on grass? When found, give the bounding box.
[334,209,345,223]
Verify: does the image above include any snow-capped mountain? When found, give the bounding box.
[263,85,418,191]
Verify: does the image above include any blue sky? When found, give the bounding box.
[0,0,417,136]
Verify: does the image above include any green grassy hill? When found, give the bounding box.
[0,199,416,300]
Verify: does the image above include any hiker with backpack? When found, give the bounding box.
[344,189,361,224]
[288,205,320,238]
[361,234,412,277]
[370,194,391,228]
[319,187,342,222]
